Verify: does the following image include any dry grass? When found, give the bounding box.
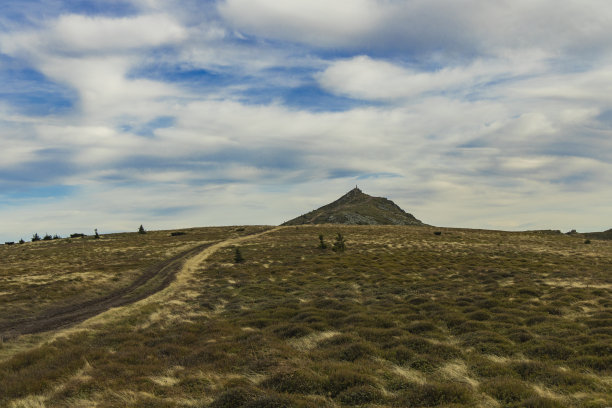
[1,225,611,407]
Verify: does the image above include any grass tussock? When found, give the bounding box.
[1,225,611,407]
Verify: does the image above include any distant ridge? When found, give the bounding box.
[282,187,424,226]
[584,228,612,240]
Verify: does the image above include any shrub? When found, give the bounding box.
[43,233,53,241]
[332,233,346,252]
[234,247,245,263]
[94,229,100,239]
[171,231,186,236]
[31,233,41,242]
[318,234,327,249]
[138,224,146,234]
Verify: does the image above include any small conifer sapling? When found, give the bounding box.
[234,247,244,263]
[332,232,346,252]
[318,234,327,249]
[138,225,146,234]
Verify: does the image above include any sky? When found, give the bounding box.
[1,0,611,241]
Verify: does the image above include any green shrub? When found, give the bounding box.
[332,233,346,252]
[234,247,245,263]
[318,234,327,249]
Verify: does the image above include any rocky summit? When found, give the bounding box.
[282,187,424,226]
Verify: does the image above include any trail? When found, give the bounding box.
[0,227,280,338]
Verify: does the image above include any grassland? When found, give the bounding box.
[0,225,611,407]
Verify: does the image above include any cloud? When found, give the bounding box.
[218,0,383,48]
[1,13,186,56]
[219,0,612,60]
[1,0,612,242]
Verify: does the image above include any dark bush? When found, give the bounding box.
[31,233,41,242]
[332,233,346,252]
[234,247,245,264]
[171,231,186,236]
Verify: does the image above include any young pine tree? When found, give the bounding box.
[138,225,146,234]
[318,234,327,249]
[332,232,346,252]
[234,247,244,263]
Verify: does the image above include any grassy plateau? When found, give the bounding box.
[0,225,611,407]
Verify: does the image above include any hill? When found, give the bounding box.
[584,228,612,240]
[282,187,424,226]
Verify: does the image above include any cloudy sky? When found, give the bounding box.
[1,0,611,241]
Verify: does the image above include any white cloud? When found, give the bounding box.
[218,0,383,48]
[1,13,186,56]
[317,54,548,101]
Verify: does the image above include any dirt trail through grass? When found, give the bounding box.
[0,228,280,338]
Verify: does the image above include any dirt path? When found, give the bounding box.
[0,228,280,338]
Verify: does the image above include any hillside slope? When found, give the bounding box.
[584,228,612,240]
[282,187,424,226]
